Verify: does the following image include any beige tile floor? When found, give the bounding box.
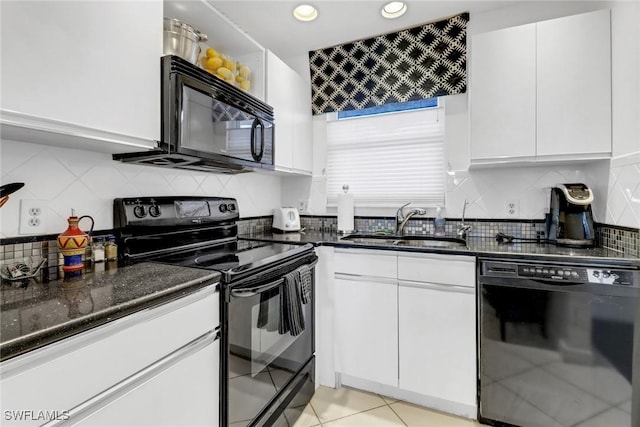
[293,386,483,427]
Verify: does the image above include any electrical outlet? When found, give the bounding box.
[298,200,307,212]
[506,200,519,217]
[19,200,47,234]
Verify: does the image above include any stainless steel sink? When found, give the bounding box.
[339,235,402,245]
[340,234,468,249]
[395,236,468,249]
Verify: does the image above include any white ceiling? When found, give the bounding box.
[210,1,514,63]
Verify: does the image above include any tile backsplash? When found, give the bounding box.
[0,140,283,238]
[1,218,637,285]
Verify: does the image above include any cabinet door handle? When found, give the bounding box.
[335,273,397,285]
[398,280,475,294]
[42,330,218,426]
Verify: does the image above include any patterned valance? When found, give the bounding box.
[308,12,469,115]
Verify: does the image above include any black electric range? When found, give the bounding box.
[114,196,317,427]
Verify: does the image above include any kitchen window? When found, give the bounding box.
[326,100,445,208]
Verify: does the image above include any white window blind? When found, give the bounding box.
[326,107,446,207]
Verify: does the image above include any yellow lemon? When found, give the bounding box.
[223,58,236,72]
[238,65,251,79]
[240,80,251,91]
[205,56,223,71]
[206,48,217,58]
[217,67,233,80]
[236,75,244,83]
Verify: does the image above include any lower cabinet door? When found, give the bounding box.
[75,333,219,426]
[398,281,476,407]
[334,275,398,387]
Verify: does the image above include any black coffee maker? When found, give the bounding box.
[546,183,595,247]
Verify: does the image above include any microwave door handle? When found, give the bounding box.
[250,118,264,162]
[258,119,265,161]
[250,118,257,161]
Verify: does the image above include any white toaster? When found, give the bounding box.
[272,207,301,232]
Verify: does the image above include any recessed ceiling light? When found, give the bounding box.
[381,1,407,19]
[293,4,318,22]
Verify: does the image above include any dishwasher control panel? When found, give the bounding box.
[482,261,637,287]
[518,265,586,282]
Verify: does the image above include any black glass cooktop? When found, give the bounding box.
[148,239,314,282]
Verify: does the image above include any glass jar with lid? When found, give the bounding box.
[91,237,105,263]
[104,235,118,261]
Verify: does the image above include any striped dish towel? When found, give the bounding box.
[279,270,305,336]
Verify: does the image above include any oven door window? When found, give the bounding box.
[228,279,313,425]
[180,86,273,164]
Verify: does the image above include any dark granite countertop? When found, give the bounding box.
[241,231,640,267]
[0,263,220,362]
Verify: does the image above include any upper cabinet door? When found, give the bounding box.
[470,23,536,160]
[267,51,295,171]
[291,71,313,175]
[536,9,611,156]
[266,50,313,175]
[0,1,162,145]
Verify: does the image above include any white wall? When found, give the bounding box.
[0,139,282,238]
[283,1,639,228]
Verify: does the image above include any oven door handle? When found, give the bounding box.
[231,278,283,298]
[230,258,318,298]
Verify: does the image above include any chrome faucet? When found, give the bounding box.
[457,199,472,239]
[396,202,426,235]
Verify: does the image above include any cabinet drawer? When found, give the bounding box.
[0,286,219,425]
[398,254,475,287]
[334,249,397,278]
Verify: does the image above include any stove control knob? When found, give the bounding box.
[219,204,228,213]
[133,205,147,218]
[149,205,161,217]
[228,203,236,211]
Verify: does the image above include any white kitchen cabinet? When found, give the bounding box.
[470,23,536,160]
[335,275,398,387]
[397,254,476,409]
[333,249,398,387]
[470,9,611,165]
[267,51,313,175]
[0,1,162,152]
[536,9,611,157]
[0,286,219,427]
[74,334,219,426]
[330,249,477,419]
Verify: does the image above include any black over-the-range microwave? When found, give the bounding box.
[114,55,274,173]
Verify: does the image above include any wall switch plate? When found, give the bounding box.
[506,200,519,218]
[298,200,307,212]
[19,199,47,234]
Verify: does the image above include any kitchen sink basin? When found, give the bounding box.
[340,237,401,245]
[340,234,468,249]
[395,236,468,249]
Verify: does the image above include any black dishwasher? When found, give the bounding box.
[477,258,640,427]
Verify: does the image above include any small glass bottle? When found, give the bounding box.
[434,206,446,237]
[91,237,105,263]
[104,235,118,261]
